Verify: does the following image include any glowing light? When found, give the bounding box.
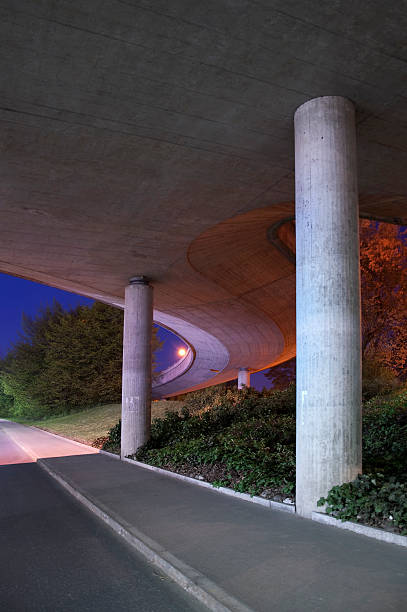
[178,347,187,357]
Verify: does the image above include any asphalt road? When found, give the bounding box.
[0,424,204,612]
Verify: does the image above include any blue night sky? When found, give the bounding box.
[0,273,270,390]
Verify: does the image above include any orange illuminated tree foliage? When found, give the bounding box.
[360,220,407,379]
[266,220,407,388]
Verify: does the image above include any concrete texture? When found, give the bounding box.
[5,422,407,612]
[237,368,250,389]
[153,345,194,391]
[0,426,205,612]
[2,2,407,525]
[2,2,407,396]
[121,278,153,457]
[295,97,362,518]
[312,512,407,548]
[40,453,407,612]
[120,454,295,514]
[39,459,252,612]
[151,312,230,397]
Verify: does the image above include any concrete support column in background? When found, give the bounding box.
[121,276,153,458]
[295,96,362,518]
[238,368,251,389]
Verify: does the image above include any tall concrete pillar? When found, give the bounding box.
[238,368,251,389]
[295,96,362,518]
[121,276,153,458]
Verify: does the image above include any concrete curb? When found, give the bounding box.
[38,459,254,612]
[312,512,407,548]
[99,448,121,460]
[7,422,295,514]
[12,424,406,549]
[99,450,295,514]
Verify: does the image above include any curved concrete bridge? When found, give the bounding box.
[1,1,407,516]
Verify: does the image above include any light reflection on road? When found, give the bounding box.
[0,419,98,466]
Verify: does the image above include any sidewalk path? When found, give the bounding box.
[2,420,407,611]
[0,418,99,460]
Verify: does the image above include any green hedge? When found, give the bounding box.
[318,474,407,535]
[362,391,407,477]
[105,385,296,497]
[145,385,296,496]
[104,387,407,525]
[318,391,407,534]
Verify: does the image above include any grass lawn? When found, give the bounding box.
[14,401,184,446]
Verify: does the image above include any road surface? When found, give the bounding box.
[0,420,204,612]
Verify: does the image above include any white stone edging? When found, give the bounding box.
[312,512,407,548]
[99,448,121,459]
[12,422,407,549]
[8,424,294,515]
[38,459,254,612]
[10,422,407,550]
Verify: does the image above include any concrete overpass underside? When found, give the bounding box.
[2,1,407,515]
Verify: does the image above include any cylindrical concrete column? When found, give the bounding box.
[238,368,251,389]
[295,96,362,518]
[121,276,153,458]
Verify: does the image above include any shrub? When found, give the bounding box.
[104,387,407,521]
[131,386,297,497]
[362,358,400,401]
[363,391,407,477]
[0,377,14,417]
[319,393,407,534]
[102,420,121,454]
[318,474,407,535]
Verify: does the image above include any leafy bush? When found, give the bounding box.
[104,387,407,525]
[318,474,407,535]
[363,391,407,477]
[0,378,14,417]
[137,385,295,452]
[102,386,296,496]
[319,392,407,534]
[362,358,400,401]
[131,386,296,497]
[102,420,121,454]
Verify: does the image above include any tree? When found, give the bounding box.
[0,301,163,418]
[264,358,296,390]
[0,377,14,417]
[360,220,407,379]
[264,221,407,390]
[0,303,64,417]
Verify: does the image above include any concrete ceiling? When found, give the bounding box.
[1,1,407,394]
